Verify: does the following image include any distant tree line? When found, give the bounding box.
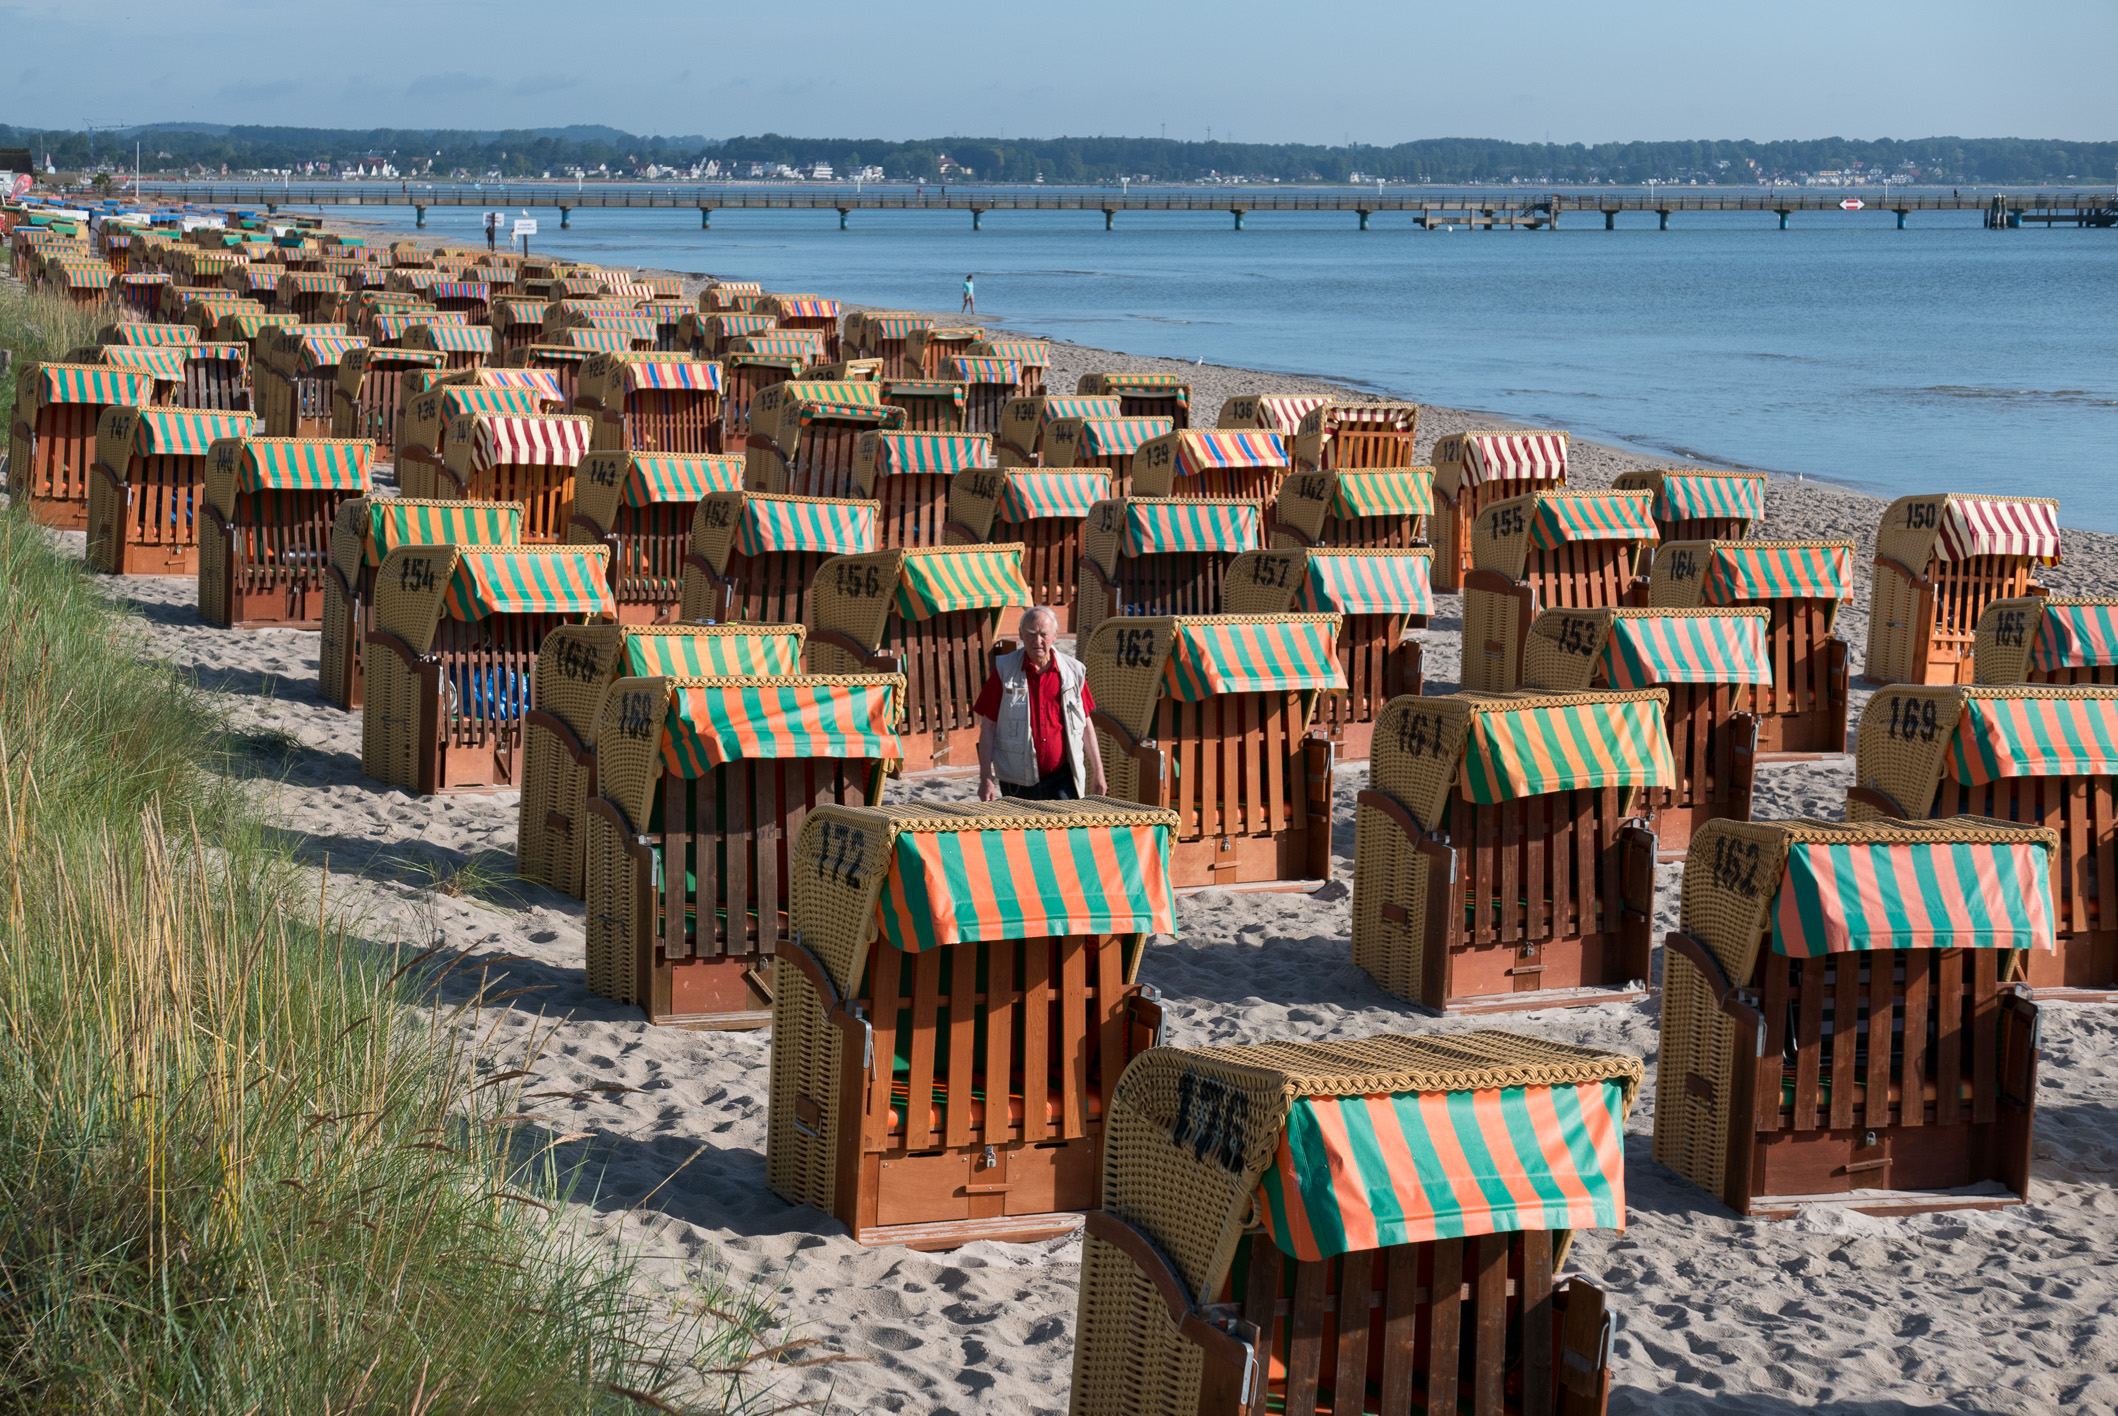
[4,122,2113,185]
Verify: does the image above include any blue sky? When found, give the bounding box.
[5,0,2111,143]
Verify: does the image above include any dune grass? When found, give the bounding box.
[0,278,105,430]
[0,385,796,1406]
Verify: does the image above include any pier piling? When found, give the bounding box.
[414,205,426,227]
[1102,209,1115,230]
[1357,209,1370,230]
[838,208,850,229]
[1232,209,1246,230]
[559,207,571,229]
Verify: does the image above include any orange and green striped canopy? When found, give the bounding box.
[100,346,190,381]
[110,323,198,347]
[1303,552,1433,616]
[1002,471,1108,522]
[363,501,521,565]
[623,360,720,393]
[561,329,632,352]
[1657,473,1764,521]
[950,357,1021,385]
[1699,543,1854,604]
[621,454,743,507]
[1526,493,1658,549]
[1164,619,1344,701]
[36,364,153,407]
[1947,694,2118,784]
[298,335,368,370]
[440,387,547,422]
[1772,839,2055,956]
[132,409,257,456]
[223,438,374,493]
[1333,470,1434,519]
[877,822,1175,953]
[440,550,613,621]
[1040,396,1123,430]
[411,324,493,353]
[734,496,876,557]
[1075,417,1171,457]
[1600,614,1771,689]
[625,630,802,678]
[1258,1078,1629,1260]
[2034,603,2118,671]
[974,340,1049,367]
[894,550,1032,619]
[1459,698,1673,804]
[659,678,900,778]
[866,315,933,340]
[1175,430,1287,474]
[870,431,990,476]
[732,335,817,359]
[1117,499,1260,557]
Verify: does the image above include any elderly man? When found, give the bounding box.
[973,605,1107,801]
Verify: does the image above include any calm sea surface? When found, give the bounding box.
[394,197,2118,529]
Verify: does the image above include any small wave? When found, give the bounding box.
[1912,385,2118,408]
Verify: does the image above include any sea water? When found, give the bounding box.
[396,199,2118,529]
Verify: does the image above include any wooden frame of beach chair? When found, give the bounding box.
[697,313,783,359]
[1352,690,1664,1014]
[320,498,520,712]
[1042,414,1171,500]
[274,271,344,321]
[770,798,1177,1249]
[639,298,691,354]
[490,298,549,355]
[807,545,1032,772]
[424,279,491,324]
[1524,607,1767,860]
[506,344,596,406]
[945,354,1028,436]
[881,379,968,434]
[222,263,284,307]
[1225,548,1432,762]
[111,272,172,322]
[945,465,1110,634]
[403,320,494,373]
[574,351,724,455]
[364,309,463,350]
[1215,392,1329,436]
[1290,400,1421,476]
[258,331,367,438]
[567,451,745,623]
[968,338,1049,397]
[518,624,806,897]
[906,326,984,379]
[805,358,885,383]
[1463,489,1658,693]
[1655,816,2048,1218]
[1609,468,1767,554]
[1974,596,2118,686]
[758,294,842,361]
[585,671,901,1030]
[170,341,250,412]
[362,544,612,795]
[1647,539,1855,759]
[853,430,994,549]
[87,406,257,576]
[49,256,114,309]
[679,490,880,631]
[332,346,446,456]
[1866,493,2062,687]
[1430,430,1570,594]
[8,363,154,530]
[1072,1031,1638,1416]
[425,411,595,545]
[1847,683,2118,1001]
[1132,429,1293,541]
[719,340,813,442]
[1271,463,1435,555]
[198,436,374,630]
[997,394,1127,469]
[394,370,567,479]
[1085,614,1340,890]
[847,312,934,378]
[1078,372,1192,428]
[212,311,300,374]
[1076,496,1263,639]
[745,381,906,500]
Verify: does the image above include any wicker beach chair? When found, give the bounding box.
[1225,547,1432,761]
[1865,493,2062,686]
[1041,415,1170,497]
[1463,489,1658,692]
[946,354,1028,435]
[1076,496,1262,638]
[968,338,1049,396]
[719,335,817,441]
[584,671,901,1029]
[1132,428,1292,541]
[274,271,344,321]
[1084,614,1341,889]
[1430,430,1570,593]
[47,255,113,309]
[1973,596,2118,685]
[996,394,1125,467]
[944,465,1109,633]
[320,498,521,711]
[852,430,994,548]
[770,798,1177,1248]
[402,320,494,373]
[1072,1031,1639,1416]
[87,406,258,575]
[1609,468,1766,554]
[211,310,300,372]
[746,380,905,500]
[757,293,842,360]
[257,331,366,438]
[566,451,744,623]
[574,351,724,455]
[396,384,557,492]
[678,489,878,629]
[806,544,1031,771]
[8,363,154,529]
[696,312,782,358]
[905,325,984,379]
[364,309,463,349]
[1077,372,1192,428]
[423,278,491,324]
[1353,690,1665,1013]
[847,312,934,377]
[1271,462,1434,554]
[1523,607,1769,858]
[1847,682,2118,999]
[517,624,805,898]
[1655,817,2049,1217]
[490,298,549,356]
[198,436,374,630]
[1290,400,1421,476]
[110,271,171,321]
[426,411,595,545]
[361,544,612,795]
[1215,393,1328,436]
[1646,539,1854,758]
[697,280,764,318]
[332,346,446,455]
[880,378,969,433]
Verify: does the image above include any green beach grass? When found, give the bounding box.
[0,283,803,1412]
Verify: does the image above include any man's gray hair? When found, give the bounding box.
[1022,604,1060,630]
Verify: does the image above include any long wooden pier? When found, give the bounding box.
[131,183,2118,232]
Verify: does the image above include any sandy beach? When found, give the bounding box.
[47,236,2118,1414]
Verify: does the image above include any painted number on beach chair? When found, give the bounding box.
[815,820,868,889]
[1709,835,1764,897]
[967,472,1002,501]
[702,497,734,528]
[1489,505,1526,538]
[1292,475,1330,504]
[1554,616,1598,657]
[397,556,436,593]
[1394,710,1448,760]
[615,690,657,741]
[586,460,621,488]
[833,561,886,598]
[1883,695,1942,742]
[555,637,602,682]
[1666,549,1702,582]
[1171,1070,1249,1175]
[1142,443,1173,470]
[1905,502,1939,530]
[1114,626,1157,668]
[1247,555,1292,589]
[1994,609,2029,648]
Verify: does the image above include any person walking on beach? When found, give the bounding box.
[974,607,1106,801]
[962,273,975,314]
[484,211,498,251]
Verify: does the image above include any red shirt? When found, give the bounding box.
[974,655,1096,778]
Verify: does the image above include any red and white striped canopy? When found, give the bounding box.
[1465,432,1569,486]
[1935,496,2063,562]
[468,415,594,472]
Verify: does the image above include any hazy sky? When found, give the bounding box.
[5,0,2111,144]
